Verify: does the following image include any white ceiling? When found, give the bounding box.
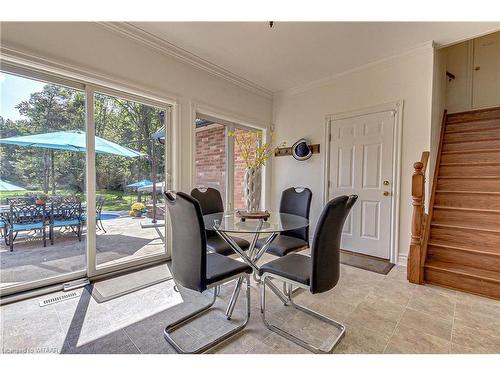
[130,22,500,93]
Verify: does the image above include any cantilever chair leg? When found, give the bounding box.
[260,274,346,354]
[164,275,251,354]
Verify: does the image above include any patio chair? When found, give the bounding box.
[96,196,106,233]
[7,200,47,251]
[49,198,83,244]
[191,187,250,255]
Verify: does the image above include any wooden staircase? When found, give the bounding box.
[408,107,500,300]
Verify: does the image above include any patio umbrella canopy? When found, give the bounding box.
[0,130,144,157]
[0,180,27,192]
[127,179,153,188]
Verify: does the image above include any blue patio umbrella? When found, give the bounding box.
[127,179,153,188]
[0,180,27,192]
[0,130,144,194]
[0,130,144,157]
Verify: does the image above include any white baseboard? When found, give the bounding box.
[397,253,408,266]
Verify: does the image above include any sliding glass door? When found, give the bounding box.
[0,66,173,296]
[91,90,170,274]
[0,71,87,294]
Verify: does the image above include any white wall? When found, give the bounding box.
[271,45,434,262]
[0,22,273,194]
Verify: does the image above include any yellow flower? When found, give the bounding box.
[131,202,145,211]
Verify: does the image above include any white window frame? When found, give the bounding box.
[0,61,177,297]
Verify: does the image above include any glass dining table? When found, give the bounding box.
[203,211,309,319]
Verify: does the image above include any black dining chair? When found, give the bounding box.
[191,187,250,255]
[50,198,83,245]
[163,191,252,354]
[259,195,357,353]
[255,187,312,257]
[7,200,47,251]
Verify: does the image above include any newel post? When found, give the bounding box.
[407,161,425,284]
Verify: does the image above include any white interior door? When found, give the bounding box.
[472,32,500,109]
[328,110,395,259]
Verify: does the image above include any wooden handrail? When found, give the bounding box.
[407,110,448,284]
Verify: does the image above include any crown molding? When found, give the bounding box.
[275,40,435,98]
[98,22,273,100]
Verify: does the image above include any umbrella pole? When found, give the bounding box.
[51,149,56,195]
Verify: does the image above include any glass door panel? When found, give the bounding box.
[0,72,86,291]
[194,118,228,206]
[93,91,168,270]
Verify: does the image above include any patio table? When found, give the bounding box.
[203,211,309,319]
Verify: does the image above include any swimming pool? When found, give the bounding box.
[98,213,120,220]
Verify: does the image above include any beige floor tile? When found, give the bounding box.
[384,326,450,354]
[367,278,415,307]
[451,321,500,354]
[407,285,455,320]
[334,325,389,354]
[398,308,453,341]
[345,298,404,339]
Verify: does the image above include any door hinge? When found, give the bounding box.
[328,133,332,142]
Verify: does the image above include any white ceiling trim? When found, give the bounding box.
[275,40,436,98]
[98,22,273,99]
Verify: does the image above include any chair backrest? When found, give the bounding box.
[96,196,105,214]
[164,191,207,292]
[190,187,224,215]
[309,195,357,294]
[51,200,82,222]
[279,187,312,243]
[9,201,46,225]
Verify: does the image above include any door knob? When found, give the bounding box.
[383,191,391,196]
[383,180,390,186]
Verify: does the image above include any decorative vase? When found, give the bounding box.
[244,167,262,212]
[133,211,142,218]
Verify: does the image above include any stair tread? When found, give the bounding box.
[431,223,500,234]
[427,242,500,257]
[436,190,500,195]
[425,260,500,283]
[441,148,500,155]
[438,176,500,179]
[433,205,500,213]
[440,162,500,166]
[444,137,500,144]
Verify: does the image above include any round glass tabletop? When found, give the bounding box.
[203,211,309,234]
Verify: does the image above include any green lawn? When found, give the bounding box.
[0,190,142,212]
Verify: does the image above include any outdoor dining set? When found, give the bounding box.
[0,196,106,251]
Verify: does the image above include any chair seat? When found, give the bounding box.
[53,219,80,227]
[207,234,250,256]
[256,235,308,257]
[13,222,44,231]
[206,253,252,285]
[258,253,311,286]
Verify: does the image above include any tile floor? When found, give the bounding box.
[1,251,499,354]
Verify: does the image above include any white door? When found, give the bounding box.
[472,32,500,109]
[328,110,395,259]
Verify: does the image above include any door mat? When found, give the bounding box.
[340,250,395,275]
[89,263,172,303]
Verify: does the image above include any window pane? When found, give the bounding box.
[233,127,259,210]
[194,119,227,205]
[0,72,86,288]
[93,92,167,269]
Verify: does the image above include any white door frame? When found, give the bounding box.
[323,101,403,264]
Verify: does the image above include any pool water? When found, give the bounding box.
[98,213,120,220]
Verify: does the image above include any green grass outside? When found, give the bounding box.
[0,190,143,212]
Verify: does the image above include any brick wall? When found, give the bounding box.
[194,124,257,210]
